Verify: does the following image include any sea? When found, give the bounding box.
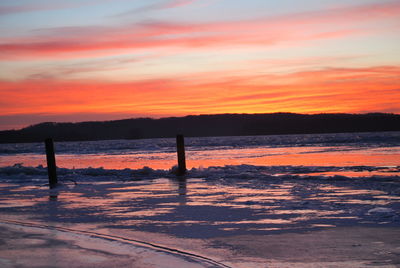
[1,132,400,267]
[1,131,399,177]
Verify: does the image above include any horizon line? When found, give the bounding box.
[2,111,399,132]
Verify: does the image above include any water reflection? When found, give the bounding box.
[2,146,399,174]
[177,177,187,206]
[1,172,399,239]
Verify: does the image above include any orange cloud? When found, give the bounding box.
[1,65,399,123]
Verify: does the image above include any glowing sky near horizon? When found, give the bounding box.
[0,0,400,130]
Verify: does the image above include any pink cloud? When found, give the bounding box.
[1,1,399,59]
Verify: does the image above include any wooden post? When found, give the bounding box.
[45,138,58,189]
[176,134,186,175]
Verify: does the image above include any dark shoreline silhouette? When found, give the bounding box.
[1,113,399,143]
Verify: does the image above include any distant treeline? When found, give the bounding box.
[1,113,400,143]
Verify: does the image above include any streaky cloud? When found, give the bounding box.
[0,0,114,16]
[0,65,399,117]
[1,1,400,59]
[115,0,197,16]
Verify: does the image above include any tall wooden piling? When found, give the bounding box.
[45,138,58,189]
[176,134,186,175]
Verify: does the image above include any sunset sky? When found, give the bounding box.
[0,0,399,130]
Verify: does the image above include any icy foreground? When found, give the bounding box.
[0,164,400,267]
[0,222,221,268]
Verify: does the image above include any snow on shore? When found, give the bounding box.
[1,163,400,267]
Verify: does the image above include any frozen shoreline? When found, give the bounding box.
[1,163,400,267]
[1,164,399,235]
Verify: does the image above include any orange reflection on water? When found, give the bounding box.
[188,147,400,169]
[2,146,399,172]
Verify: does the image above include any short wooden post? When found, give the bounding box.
[45,138,58,189]
[176,134,186,175]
